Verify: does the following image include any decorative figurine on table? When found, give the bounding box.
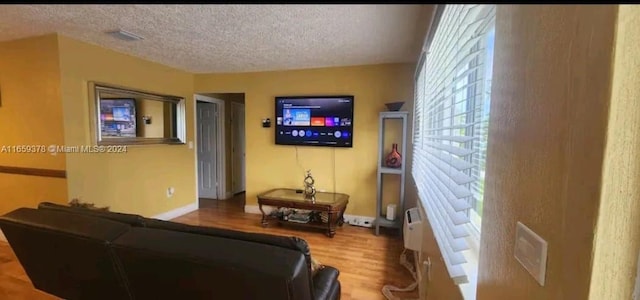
[304,169,316,202]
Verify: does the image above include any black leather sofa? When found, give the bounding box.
[0,202,341,300]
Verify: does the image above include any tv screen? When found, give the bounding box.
[99,98,137,138]
[275,96,354,147]
[112,106,132,122]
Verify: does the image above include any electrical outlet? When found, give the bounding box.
[344,216,373,228]
[166,187,175,198]
[514,222,548,286]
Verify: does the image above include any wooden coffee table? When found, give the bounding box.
[257,188,349,238]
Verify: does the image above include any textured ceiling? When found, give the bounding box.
[0,5,429,73]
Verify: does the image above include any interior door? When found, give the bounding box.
[232,103,246,193]
[197,101,218,199]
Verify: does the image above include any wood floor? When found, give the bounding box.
[0,194,418,300]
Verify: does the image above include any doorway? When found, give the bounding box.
[195,95,225,200]
[231,102,246,194]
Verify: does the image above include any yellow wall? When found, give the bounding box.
[195,64,414,216]
[136,97,165,138]
[476,5,617,299]
[0,34,68,215]
[589,5,640,299]
[57,34,196,217]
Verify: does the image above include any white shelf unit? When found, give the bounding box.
[375,111,408,235]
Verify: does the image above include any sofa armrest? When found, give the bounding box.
[313,266,341,300]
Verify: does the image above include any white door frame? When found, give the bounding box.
[194,94,226,200]
[231,101,246,194]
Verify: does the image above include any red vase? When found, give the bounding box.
[385,143,402,168]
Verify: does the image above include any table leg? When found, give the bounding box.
[326,211,336,238]
[259,203,268,227]
[336,205,346,227]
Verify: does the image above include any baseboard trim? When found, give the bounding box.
[0,229,6,242]
[151,202,198,221]
[243,205,374,228]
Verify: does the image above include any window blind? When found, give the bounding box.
[412,4,495,284]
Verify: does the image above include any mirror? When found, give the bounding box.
[91,83,186,145]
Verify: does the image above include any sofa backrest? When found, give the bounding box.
[0,208,132,300]
[37,202,314,276]
[144,218,312,263]
[34,202,318,299]
[112,227,313,300]
[143,218,317,298]
[38,201,146,226]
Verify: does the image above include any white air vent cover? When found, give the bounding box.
[403,207,423,251]
[107,29,144,41]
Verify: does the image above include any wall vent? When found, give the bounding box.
[107,29,144,41]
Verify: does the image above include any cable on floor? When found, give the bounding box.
[382,249,422,300]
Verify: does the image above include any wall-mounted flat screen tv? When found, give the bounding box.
[275,95,354,147]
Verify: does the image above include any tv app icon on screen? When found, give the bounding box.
[325,117,336,127]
